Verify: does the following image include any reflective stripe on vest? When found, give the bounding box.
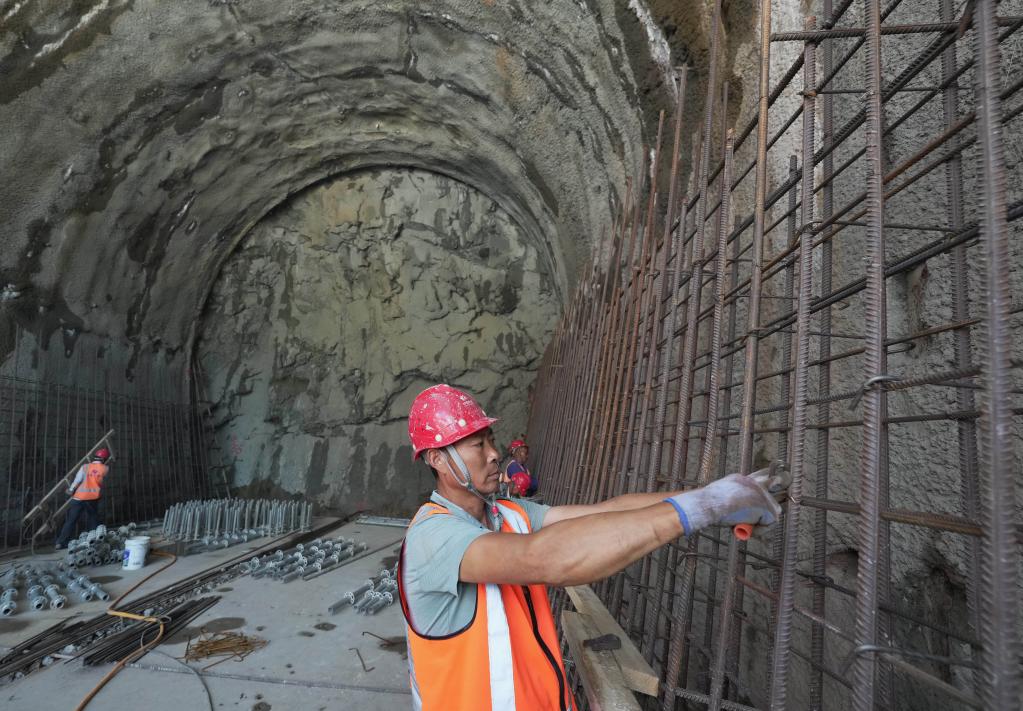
[398,499,575,711]
[73,463,107,501]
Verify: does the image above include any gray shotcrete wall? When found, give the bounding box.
[196,168,560,514]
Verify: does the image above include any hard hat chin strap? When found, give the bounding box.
[443,446,502,530]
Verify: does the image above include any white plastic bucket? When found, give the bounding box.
[122,536,151,570]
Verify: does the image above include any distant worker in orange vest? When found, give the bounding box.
[398,384,784,710]
[55,447,111,549]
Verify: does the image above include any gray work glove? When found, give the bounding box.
[664,465,785,537]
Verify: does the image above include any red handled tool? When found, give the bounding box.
[731,461,790,541]
[733,523,754,540]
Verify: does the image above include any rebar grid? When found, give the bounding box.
[529,0,1022,707]
[0,324,213,551]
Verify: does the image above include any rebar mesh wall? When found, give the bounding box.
[529,0,1022,708]
[0,325,214,551]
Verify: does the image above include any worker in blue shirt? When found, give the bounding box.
[505,439,537,496]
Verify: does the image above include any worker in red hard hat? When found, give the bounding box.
[398,384,784,711]
[55,446,112,549]
[504,439,537,496]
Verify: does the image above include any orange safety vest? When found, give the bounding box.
[72,462,108,501]
[398,499,576,711]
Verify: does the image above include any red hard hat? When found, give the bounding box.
[508,439,527,453]
[408,384,498,460]
[93,448,110,461]
[510,471,531,495]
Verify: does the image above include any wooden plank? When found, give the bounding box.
[565,584,659,697]
[562,611,643,711]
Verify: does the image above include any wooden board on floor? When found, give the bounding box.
[562,610,642,711]
[565,584,659,697]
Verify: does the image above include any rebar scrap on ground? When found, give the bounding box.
[181,630,268,671]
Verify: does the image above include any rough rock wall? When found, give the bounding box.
[197,168,559,514]
[0,0,682,516]
[0,0,675,389]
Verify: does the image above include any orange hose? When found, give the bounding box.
[74,550,177,711]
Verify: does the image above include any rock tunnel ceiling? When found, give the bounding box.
[0,0,682,359]
[0,0,683,504]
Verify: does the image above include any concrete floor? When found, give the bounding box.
[0,519,411,711]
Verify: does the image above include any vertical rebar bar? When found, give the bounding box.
[939,0,982,694]
[661,1,726,700]
[810,1,836,706]
[639,66,690,660]
[768,18,816,709]
[850,0,889,702]
[705,128,739,711]
[971,0,1022,706]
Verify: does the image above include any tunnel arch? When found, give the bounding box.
[1,0,677,373]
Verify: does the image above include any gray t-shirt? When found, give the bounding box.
[401,491,551,636]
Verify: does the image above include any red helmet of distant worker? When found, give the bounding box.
[408,384,498,460]
[508,439,528,454]
[92,448,110,462]
[509,471,531,496]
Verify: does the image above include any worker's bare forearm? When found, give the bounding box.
[531,503,683,587]
[591,490,683,513]
[545,487,685,525]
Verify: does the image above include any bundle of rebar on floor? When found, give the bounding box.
[81,596,221,666]
[0,517,342,682]
[528,0,1022,708]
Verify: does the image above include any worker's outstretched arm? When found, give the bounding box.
[544,490,681,526]
[460,473,781,588]
[544,463,785,525]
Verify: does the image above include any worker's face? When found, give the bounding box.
[450,428,501,495]
[513,446,528,464]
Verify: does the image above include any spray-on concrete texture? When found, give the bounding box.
[0,0,680,510]
[197,168,560,514]
[0,0,674,359]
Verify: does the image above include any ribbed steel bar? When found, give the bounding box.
[694,87,734,691]
[705,129,741,711]
[566,223,624,514]
[661,0,726,701]
[811,2,835,705]
[541,252,589,508]
[771,18,1021,41]
[767,20,816,708]
[632,72,690,653]
[544,274,589,511]
[585,175,643,508]
[640,186,696,646]
[572,182,635,509]
[850,0,889,701]
[638,69,695,658]
[714,0,780,687]
[603,132,663,608]
[616,113,668,506]
[555,211,618,509]
[971,0,1022,706]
